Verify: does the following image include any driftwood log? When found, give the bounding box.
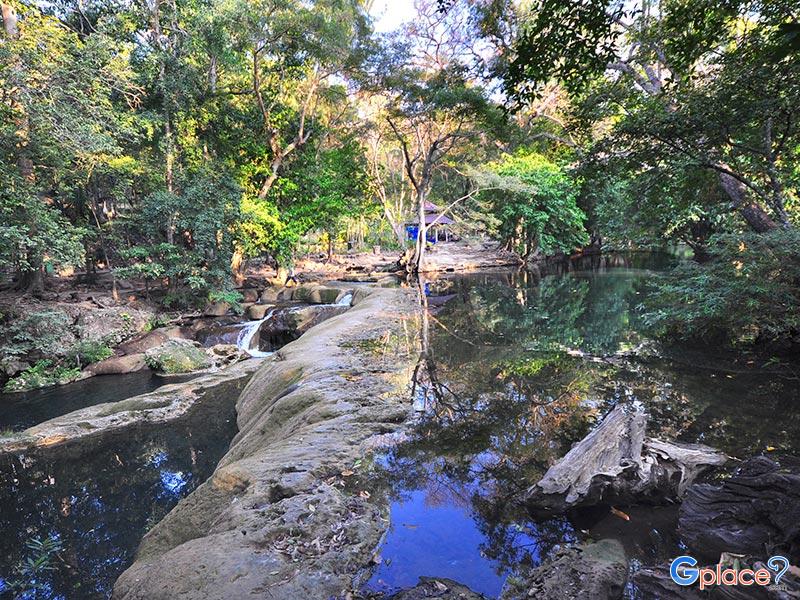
[680,455,800,561]
[526,402,728,516]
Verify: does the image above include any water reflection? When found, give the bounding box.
[364,253,800,598]
[0,390,238,599]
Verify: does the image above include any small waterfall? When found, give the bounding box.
[336,292,353,306]
[235,309,274,358]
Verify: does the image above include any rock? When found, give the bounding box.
[501,539,628,600]
[679,455,800,561]
[144,339,212,374]
[206,344,248,366]
[389,577,486,599]
[117,327,186,354]
[74,306,153,347]
[203,301,231,316]
[526,403,728,516]
[259,287,281,303]
[247,304,274,320]
[633,555,800,600]
[86,353,148,375]
[113,288,420,600]
[631,565,705,599]
[281,283,348,304]
[1,359,31,378]
[0,361,261,454]
[256,304,349,351]
[240,289,260,303]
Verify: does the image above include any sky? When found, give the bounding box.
[369,0,418,33]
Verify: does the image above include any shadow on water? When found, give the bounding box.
[0,383,238,599]
[362,252,800,598]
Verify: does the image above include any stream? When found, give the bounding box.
[363,253,800,598]
[0,383,238,599]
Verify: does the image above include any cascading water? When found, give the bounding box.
[235,309,275,358]
[336,292,353,306]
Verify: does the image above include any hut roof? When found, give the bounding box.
[424,213,453,225]
[423,201,442,212]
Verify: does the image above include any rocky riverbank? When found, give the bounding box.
[0,359,262,454]
[113,286,421,599]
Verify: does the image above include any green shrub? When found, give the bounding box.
[72,340,113,366]
[643,230,800,346]
[3,360,82,392]
[144,340,211,374]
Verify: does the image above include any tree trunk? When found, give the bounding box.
[718,172,778,233]
[413,192,427,272]
[1,3,18,37]
[230,248,245,284]
[17,266,44,295]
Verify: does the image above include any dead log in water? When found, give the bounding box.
[526,402,729,516]
[679,455,800,561]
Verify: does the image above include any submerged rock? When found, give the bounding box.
[679,455,800,561]
[386,577,486,599]
[144,339,212,374]
[526,403,728,516]
[501,539,628,600]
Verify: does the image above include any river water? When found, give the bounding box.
[0,383,238,599]
[363,253,800,598]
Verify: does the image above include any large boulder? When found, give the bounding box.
[118,328,182,355]
[144,339,212,374]
[247,304,274,320]
[256,305,349,351]
[113,288,420,600]
[501,539,628,600]
[203,301,231,317]
[86,353,148,375]
[280,283,350,305]
[679,455,800,561]
[74,306,153,346]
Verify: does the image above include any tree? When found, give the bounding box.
[376,0,503,272]
[475,151,588,259]
[504,0,800,237]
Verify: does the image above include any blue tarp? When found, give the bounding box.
[405,225,436,243]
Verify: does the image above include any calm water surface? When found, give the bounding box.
[364,253,800,598]
[0,385,238,599]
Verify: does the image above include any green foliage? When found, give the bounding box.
[476,151,588,257]
[5,536,64,596]
[644,230,800,345]
[116,171,242,303]
[0,310,73,362]
[72,340,114,366]
[144,340,211,374]
[3,360,82,392]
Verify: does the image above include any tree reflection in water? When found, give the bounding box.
[365,254,800,597]
[0,394,238,599]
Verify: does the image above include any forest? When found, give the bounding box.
[1,0,800,598]
[2,0,797,342]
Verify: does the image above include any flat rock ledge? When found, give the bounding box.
[113,287,421,600]
[0,360,261,455]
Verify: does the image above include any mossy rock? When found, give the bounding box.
[144,339,212,374]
